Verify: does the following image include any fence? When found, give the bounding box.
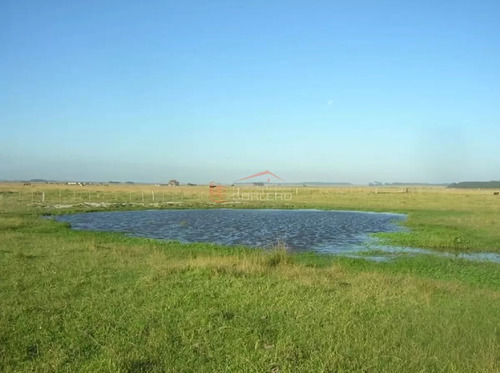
[1,184,481,209]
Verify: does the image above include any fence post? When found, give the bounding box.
[42,192,45,202]
[152,191,155,202]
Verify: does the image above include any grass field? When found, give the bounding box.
[1,183,499,372]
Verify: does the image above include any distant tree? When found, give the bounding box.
[448,181,500,189]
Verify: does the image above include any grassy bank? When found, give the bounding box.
[1,184,500,371]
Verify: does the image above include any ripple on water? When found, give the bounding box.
[53,209,500,263]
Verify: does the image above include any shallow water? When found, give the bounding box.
[356,243,500,263]
[54,209,500,263]
[54,209,406,253]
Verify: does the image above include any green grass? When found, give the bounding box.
[1,210,499,372]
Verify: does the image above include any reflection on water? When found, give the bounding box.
[54,209,500,263]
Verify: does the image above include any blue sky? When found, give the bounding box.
[1,0,499,184]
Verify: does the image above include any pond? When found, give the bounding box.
[54,209,406,254]
[53,209,500,262]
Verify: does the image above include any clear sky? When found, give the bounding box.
[1,0,499,184]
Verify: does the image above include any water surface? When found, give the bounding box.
[54,209,500,262]
[55,209,405,254]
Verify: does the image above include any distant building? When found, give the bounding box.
[168,179,180,186]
